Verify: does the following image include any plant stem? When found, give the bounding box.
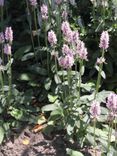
[26,0,37,62]
[8,55,12,102]
[33,8,40,47]
[0,70,4,95]
[0,6,4,31]
[94,118,97,156]
[44,20,49,73]
[94,49,105,99]
[115,117,117,148]
[107,121,113,153]
[67,68,71,96]
[78,60,83,100]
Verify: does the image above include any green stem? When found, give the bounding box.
[115,117,117,148]
[34,8,40,47]
[94,118,97,156]
[107,121,113,153]
[78,60,83,100]
[67,68,71,96]
[57,6,61,45]
[26,0,37,62]
[0,6,4,31]
[94,49,105,99]
[44,20,49,73]
[8,55,12,102]
[0,70,4,95]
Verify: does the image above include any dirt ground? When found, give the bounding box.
[0,126,101,156]
[0,126,66,156]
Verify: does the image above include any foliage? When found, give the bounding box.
[0,0,117,155]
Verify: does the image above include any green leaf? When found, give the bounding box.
[21,53,34,61]
[42,104,58,112]
[96,90,111,103]
[14,45,32,60]
[48,94,58,103]
[66,148,84,156]
[29,65,47,76]
[0,126,4,144]
[95,65,106,79]
[44,78,52,90]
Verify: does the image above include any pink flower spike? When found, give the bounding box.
[106,93,117,113]
[4,44,11,55]
[99,31,109,50]
[72,31,79,43]
[90,100,101,119]
[5,27,13,43]
[0,0,4,6]
[0,32,4,44]
[62,11,68,20]
[58,54,74,69]
[76,40,88,60]
[61,21,71,36]
[41,4,48,20]
[48,30,57,46]
[55,0,62,5]
[29,0,37,7]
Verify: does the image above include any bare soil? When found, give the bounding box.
[0,126,66,156]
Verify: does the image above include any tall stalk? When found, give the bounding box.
[33,8,40,47]
[44,20,49,73]
[26,0,37,62]
[0,70,4,95]
[94,49,105,99]
[8,55,12,102]
[0,6,4,63]
[93,118,97,156]
[78,60,83,100]
[107,120,114,153]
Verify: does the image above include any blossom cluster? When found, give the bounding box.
[41,4,48,20]
[99,31,109,50]
[90,100,101,119]
[29,0,37,7]
[0,27,13,55]
[106,93,117,117]
[0,0,4,6]
[48,30,57,46]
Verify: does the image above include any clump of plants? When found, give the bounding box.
[0,0,117,156]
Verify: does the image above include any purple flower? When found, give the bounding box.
[106,93,117,113]
[0,0,4,6]
[90,100,101,119]
[5,27,13,43]
[55,0,62,5]
[29,0,37,7]
[72,31,79,44]
[96,57,105,64]
[58,54,74,69]
[62,11,68,20]
[62,44,70,55]
[61,21,71,36]
[99,31,109,50]
[48,30,57,46]
[0,32,4,44]
[76,40,88,60]
[62,44,73,56]
[41,4,48,20]
[4,44,11,55]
